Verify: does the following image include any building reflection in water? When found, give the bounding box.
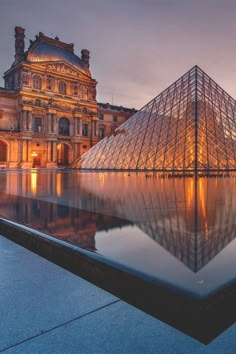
[0,172,131,251]
[0,172,235,272]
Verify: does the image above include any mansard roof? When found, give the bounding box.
[26,33,90,76]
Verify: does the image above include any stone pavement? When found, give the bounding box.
[0,236,235,354]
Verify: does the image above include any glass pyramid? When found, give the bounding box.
[74,65,236,172]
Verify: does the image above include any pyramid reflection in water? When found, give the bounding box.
[1,172,236,273]
[79,173,236,272]
[74,66,236,172]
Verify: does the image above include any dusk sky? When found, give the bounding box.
[0,0,236,109]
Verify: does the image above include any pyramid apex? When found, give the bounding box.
[189,64,202,72]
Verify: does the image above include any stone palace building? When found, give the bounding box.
[0,27,135,168]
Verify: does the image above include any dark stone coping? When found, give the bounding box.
[0,217,235,344]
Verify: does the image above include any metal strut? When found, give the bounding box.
[194,66,198,179]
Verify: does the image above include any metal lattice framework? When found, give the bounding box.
[74,65,236,172]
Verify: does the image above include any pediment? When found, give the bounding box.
[30,60,90,80]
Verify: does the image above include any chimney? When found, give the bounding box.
[14,26,25,63]
[81,49,90,68]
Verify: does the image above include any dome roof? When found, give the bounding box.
[27,42,90,76]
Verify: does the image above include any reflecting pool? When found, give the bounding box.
[0,171,236,342]
[0,171,236,297]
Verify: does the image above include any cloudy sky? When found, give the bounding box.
[0,0,236,109]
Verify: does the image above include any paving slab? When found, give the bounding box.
[3,300,236,354]
[0,235,236,354]
[0,236,117,351]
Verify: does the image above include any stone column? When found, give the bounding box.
[69,118,73,136]
[73,142,80,160]
[47,141,51,162]
[93,120,97,137]
[88,121,92,137]
[24,111,28,130]
[20,139,31,168]
[74,117,78,135]
[79,119,83,136]
[51,114,54,133]
[47,113,52,133]
[28,111,32,131]
[28,140,32,162]
[53,141,57,163]
[95,120,98,137]
[18,139,23,163]
[20,110,27,131]
[91,120,94,137]
[50,141,53,162]
[46,140,57,168]
[22,140,27,161]
[77,142,81,158]
[53,114,58,134]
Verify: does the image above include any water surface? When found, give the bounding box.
[0,170,236,298]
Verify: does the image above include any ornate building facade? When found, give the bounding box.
[0,27,135,168]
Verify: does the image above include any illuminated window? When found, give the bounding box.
[34,117,42,133]
[58,81,67,95]
[58,117,70,136]
[82,123,88,137]
[33,75,42,90]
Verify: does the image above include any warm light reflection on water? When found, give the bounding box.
[56,172,62,197]
[0,171,236,296]
[30,171,38,195]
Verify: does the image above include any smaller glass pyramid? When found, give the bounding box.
[73,66,236,172]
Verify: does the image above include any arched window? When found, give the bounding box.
[0,140,7,162]
[33,75,42,90]
[58,81,67,95]
[58,117,70,136]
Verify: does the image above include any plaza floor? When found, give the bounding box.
[0,235,235,354]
